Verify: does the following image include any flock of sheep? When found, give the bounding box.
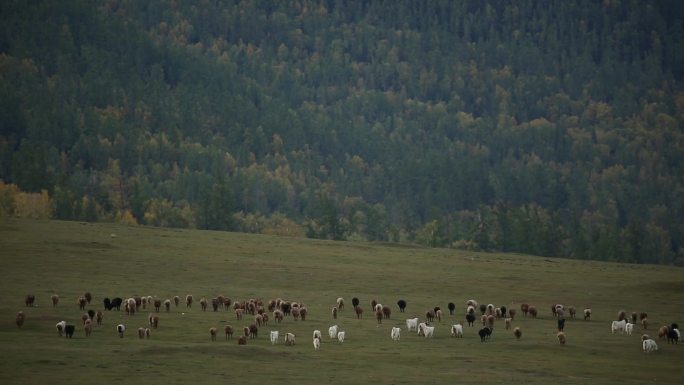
[15,293,681,353]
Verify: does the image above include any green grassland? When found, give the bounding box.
[0,219,682,385]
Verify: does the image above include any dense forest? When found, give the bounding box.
[1,0,683,264]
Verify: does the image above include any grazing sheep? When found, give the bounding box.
[612,320,627,334]
[24,294,35,307]
[16,311,25,328]
[466,313,476,327]
[145,328,151,338]
[486,315,495,329]
[328,325,339,339]
[337,331,346,343]
[211,298,219,312]
[486,304,495,316]
[558,318,566,332]
[200,298,208,312]
[153,299,161,312]
[514,327,522,339]
[209,327,217,341]
[138,327,145,339]
[273,309,284,323]
[65,324,75,338]
[103,298,111,311]
[78,296,87,310]
[84,292,92,304]
[639,312,648,322]
[292,307,301,321]
[391,327,401,341]
[173,296,180,307]
[375,303,383,313]
[354,305,364,319]
[500,306,508,318]
[667,327,680,344]
[125,298,136,315]
[658,325,670,340]
[299,307,308,321]
[81,314,89,325]
[87,310,95,320]
[507,308,516,320]
[435,309,443,323]
[447,302,456,315]
[51,294,59,307]
[117,324,126,338]
[521,303,529,317]
[235,308,244,320]
[643,338,658,352]
[494,308,502,319]
[375,309,384,324]
[151,315,159,329]
[371,299,378,309]
[285,333,296,346]
[185,295,193,308]
[110,297,122,311]
[584,308,592,321]
[505,318,512,330]
[418,322,428,336]
[528,306,538,318]
[280,302,292,316]
[382,305,392,320]
[270,330,279,345]
[568,306,576,319]
[479,304,487,315]
[617,310,626,322]
[426,310,435,323]
[336,297,344,311]
[332,306,338,319]
[557,331,566,345]
[262,312,270,325]
[224,325,234,340]
[164,299,171,312]
[313,336,321,350]
[397,299,407,313]
[141,296,148,310]
[406,318,419,332]
[243,326,250,337]
[450,324,464,338]
[249,324,258,339]
[351,297,360,308]
[255,314,264,327]
[223,297,232,309]
[96,310,103,325]
[641,318,649,330]
[313,330,322,340]
[466,299,478,308]
[631,312,638,325]
[238,336,247,345]
[626,322,634,335]
[56,321,66,336]
[424,326,435,338]
[478,327,492,342]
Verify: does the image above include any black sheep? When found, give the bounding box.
[466,313,476,326]
[558,318,566,332]
[351,297,360,308]
[478,327,492,342]
[103,298,111,311]
[500,306,507,318]
[65,324,75,339]
[397,299,407,313]
[111,297,123,311]
[87,309,95,320]
[447,302,456,315]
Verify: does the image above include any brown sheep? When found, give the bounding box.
[505,318,512,330]
[243,326,250,337]
[217,295,225,309]
[435,309,442,323]
[237,335,247,345]
[285,332,295,345]
[223,297,232,309]
[557,331,566,345]
[81,313,89,324]
[332,306,338,319]
[151,315,159,329]
[25,294,35,307]
[268,299,277,312]
[255,314,264,327]
[185,294,193,308]
[249,323,258,339]
[211,298,219,312]
[200,298,208,312]
[142,296,148,309]
[274,309,284,323]
[426,310,435,323]
[173,296,180,307]
[236,308,244,320]
[138,327,145,339]
[261,313,269,325]
[145,328,151,338]
[371,299,378,309]
[154,299,162,312]
[508,309,517,320]
[639,312,648,321]
[513,327,522,339]
[520,303,529,317]
[355,306,363,319]
[641,318,649,330]
[486,315,495,329]
[164,299,171,312]
[528,306,538,318]
[16,311,25,328]
[375,309,383,324]
[224,325,234,340]
[84,292,92,304]
[78,296,87,310]
[292,307,301,321]
[658,325,670,340]
[382,305,392,320]
[51,294,59,307]
[299,307,307,321]
[568,306,576,319]
[210,327,217,341]
[96,310,103,325]
[631,312,638,324]
[617,310,626,322]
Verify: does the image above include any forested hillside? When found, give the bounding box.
[1,0,683,264]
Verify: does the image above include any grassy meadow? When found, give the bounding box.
[0,218,682,385]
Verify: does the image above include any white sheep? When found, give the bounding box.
[56,321,66,337]
[450,324,463,338]
[313,336,321,350]
[270,330,279,345]
[424,325,435,338]
[625,322,634,335]
[328,325,338,339]
[313,329,322,340]
[417,322,428,336]
[406,318,419,332]
[117,324,126,338]
[612,320,627,334]
[337,331,346,343]
[391,327,401,341]
[643,338,658,352]
[285,332,296,346]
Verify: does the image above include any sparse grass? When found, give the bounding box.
[0,218,682,385]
